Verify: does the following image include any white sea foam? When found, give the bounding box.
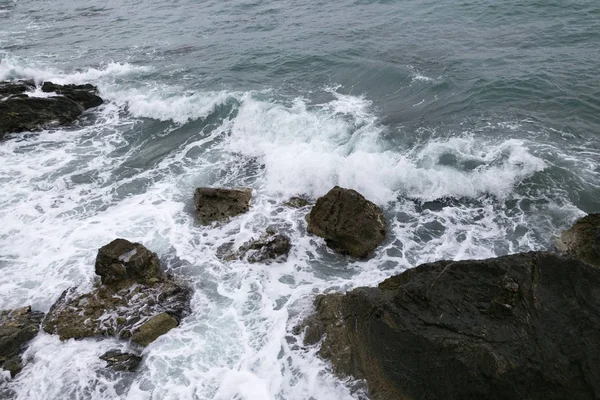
[0,60,584,400]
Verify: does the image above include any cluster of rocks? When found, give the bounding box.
[0,238,192,377]
[1,143,599,400]
[0,80,103,138]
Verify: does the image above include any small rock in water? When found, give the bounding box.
[95,238,165,285]
[557,213,600,267]
[100,350,142,372]
[0,80,103,137]
[225,228,291,263]
[0,306,45,377]
[283,196,312,209]
[307,186,386,258]
[194,187,252,224]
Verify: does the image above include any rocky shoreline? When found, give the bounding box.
[0,90,599,397]
[0,80,103,138]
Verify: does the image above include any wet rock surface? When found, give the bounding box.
[225,228,291,263]
[307,186,386,258]
[283,196,312,209]
[301,252,600,400]
[0,306,45,377]
[43,239,191,346]
[95,238,165,285]
[0,80,103,137]
[194,187,252,225]
[557,213,600,267]
[100,350,142,372]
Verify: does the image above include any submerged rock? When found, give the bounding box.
[557,213,600,267]
[193,187,252,225]
[100,350,142,372]
[300,252,600,400]
[307,186,386,258]
[0,306,45,377]
[225,228,291,263]
[283,196,312,209]
[43,239,191,346]
[0,80,103,137]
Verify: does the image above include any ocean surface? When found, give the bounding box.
[0,0,599,398]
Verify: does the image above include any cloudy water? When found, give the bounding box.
[0,0,599,398]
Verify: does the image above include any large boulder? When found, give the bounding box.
[300,252,600,400]
[43,239,191,347]
[0,306,45,377]
[0,80,103,137]
[194,187,252,225]
[307,186,386,258]
[557,213,600,267]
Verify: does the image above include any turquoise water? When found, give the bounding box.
[0,0,599,398]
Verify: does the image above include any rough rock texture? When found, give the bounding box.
[43,239,191,346]
[307,186,386,258]
[131,312,179,346]
[301,252,600,400]
[100,350,142,372]
[284,196,311,209]
[0,80,103,136]
[193,187,252,225]
[0,306,45,377]
[225,228,291,263]
[557,213,600,267]
[95,239,165,285]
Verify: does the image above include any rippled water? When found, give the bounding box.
[0,0,599,398]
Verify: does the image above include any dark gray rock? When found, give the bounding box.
[300,252,600,400]
[307,186,386,258]
[284,196,312,209]
[0,80,103,137]
[557,213,600,267]
[95,238,165,286]
[100,350,142,372]
[0,306,44,377]
[194,187,252,224]
[43,240,191,347]
[225,228,291,263]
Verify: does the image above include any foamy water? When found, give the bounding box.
[0,56,592,400]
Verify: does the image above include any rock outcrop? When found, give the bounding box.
[557,213,599,267]
[193,187,252,225]
[0,80,103,137]
[0,306,45,377]
[43,239,191,347]
[300,252,600,400]
[100,350,142,372]
[225,228,291,263]
[307,186,386,258]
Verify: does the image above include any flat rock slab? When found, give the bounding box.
[194,187,252,225]
[42,278,190,346]
[0,306,45,377]
[558,213,600,267]
[0,80,103,137]
[307,186,386,258]
[301,252,600,400]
